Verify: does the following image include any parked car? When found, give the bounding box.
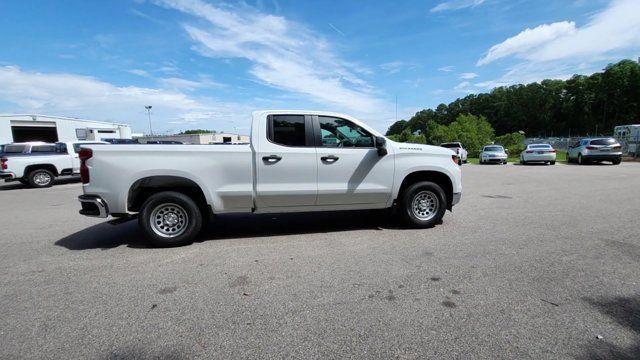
[78,110,463,246]
[0,141,108,187]
[440,142,468,164]
[145,140,183,144]
[102,138,139,144]
[520,144,556,165]
[567,138,622,165]
[479,145,508,164]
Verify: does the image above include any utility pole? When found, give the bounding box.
[145,105,153,135]
[395,95,398,123]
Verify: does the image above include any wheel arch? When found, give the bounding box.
[127,175,210,216]
[396,170,454,210]
[25,164,59,177]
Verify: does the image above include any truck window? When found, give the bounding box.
[318,116,374,148]
[269,115,306,147]
[3,145,26,153]
[31,145,57,153]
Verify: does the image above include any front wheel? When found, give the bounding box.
[578,153,584,165]
[139,191,203,247]
[550,161,556,165]
[28,169,54,188]
[612,158,621,165]
[399,181,447,228]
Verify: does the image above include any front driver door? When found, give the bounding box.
[314,115,394,206]
[255,114,317,208]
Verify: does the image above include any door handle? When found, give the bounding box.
[262,154,282,163]
[321,155,339,163]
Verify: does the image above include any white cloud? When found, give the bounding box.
[128,69,150,77]
[478,0,640,66]
[438,66,455,72]
[475,0,640,88]
[431,0,485,13]
[0,66,251,132]
[459,72,478,79]
[154,0,388,117]
[158,76,225,91]
[380,61,416,74]
[477,21,577,66]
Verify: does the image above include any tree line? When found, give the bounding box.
[386,59,640,140]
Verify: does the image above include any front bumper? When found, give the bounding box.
[78,195,109,218]
[452,192,461,206]
[482,157,507,163]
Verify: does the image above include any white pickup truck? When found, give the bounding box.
[78,111,462,246]
[0,141,107,187]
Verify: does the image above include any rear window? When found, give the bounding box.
[590,138,617,145]
[31,145,57,152]
[441,143,461,148]
[484,146,504,152]
[3,145,26,153]
[529,144,552,149]
[269,115,307,147]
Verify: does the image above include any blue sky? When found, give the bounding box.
[1,0,639,134]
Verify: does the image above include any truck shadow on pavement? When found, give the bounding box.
[577,294,640,359]
[55,210,399,250]
[0,177,80,191]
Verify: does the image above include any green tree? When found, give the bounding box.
[495,131,525,156]
[180,129,215,134]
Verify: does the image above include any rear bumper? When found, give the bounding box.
[482,158,506,163]
[78,195,109,218]
[583,154,622,162]
[0,171,16,180]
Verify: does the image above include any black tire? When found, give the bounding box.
[138,191,203,247]
[550,161,556,165]
[578,153,584,165]
[28,169,54,188]
[399,181,447,228]
[612,158,621,165]
[566,152,572,163]
[520,158,526,165]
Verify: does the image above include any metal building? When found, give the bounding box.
[0,114,132,144]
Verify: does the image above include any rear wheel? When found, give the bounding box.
[578,153,584,165]
[399,181,447,228]
[28,169,54,188]
[139,191,203,247]
[612,158,621,165]
[550,161,556,165]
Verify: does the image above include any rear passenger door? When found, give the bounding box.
[255,114,318,208]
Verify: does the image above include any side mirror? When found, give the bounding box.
[375,136,387,156]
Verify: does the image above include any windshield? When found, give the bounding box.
[529,144,552,149]
[484,146,504,152]
[590,138,617,145]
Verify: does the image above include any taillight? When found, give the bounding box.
[549,149,557,153]
[586,146,597,150]
[526,150,534,153]
[452,154,459,164]
[79,148,93,184]
[1,157,7,171]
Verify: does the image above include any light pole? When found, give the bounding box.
[145,105,153,135]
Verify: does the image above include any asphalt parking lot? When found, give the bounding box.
[1,162,639,359]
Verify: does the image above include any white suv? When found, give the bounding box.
[567,138,622,165]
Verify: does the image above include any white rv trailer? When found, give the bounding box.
[614,124,640,154]
[0,114,132,144]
